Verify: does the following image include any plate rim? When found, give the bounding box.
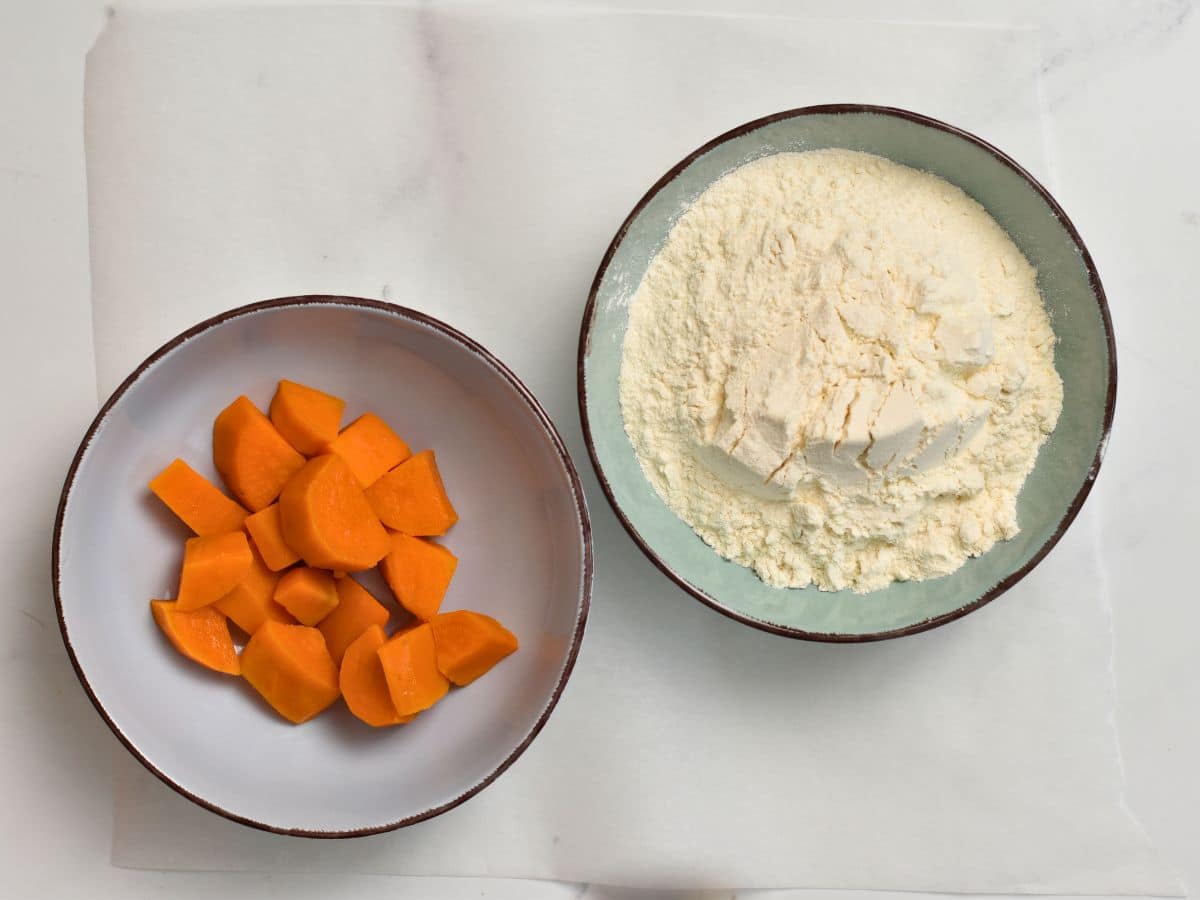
[52,295,593,837]
[576,102,1116,642]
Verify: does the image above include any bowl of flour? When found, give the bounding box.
[578,104,1114,640]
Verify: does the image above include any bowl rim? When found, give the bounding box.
[576,103,1116,643]
[52,295,594,837]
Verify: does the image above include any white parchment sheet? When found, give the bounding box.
[86,5,1177,894]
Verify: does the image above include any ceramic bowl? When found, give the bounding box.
[54,297,591,835]
[578,104,1114,641]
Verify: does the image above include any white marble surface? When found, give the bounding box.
[2,0,1198,898]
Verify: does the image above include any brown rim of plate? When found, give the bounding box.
[577,103,1116,643]
[52,295,593,838]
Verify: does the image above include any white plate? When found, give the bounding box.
[54,297,591,836]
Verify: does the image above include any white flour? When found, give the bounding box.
[619,149,1063,592]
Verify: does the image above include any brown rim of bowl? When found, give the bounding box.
[577,103,1116,643]
[52,295,593,837]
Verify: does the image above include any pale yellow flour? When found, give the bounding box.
[619,150,1063,592]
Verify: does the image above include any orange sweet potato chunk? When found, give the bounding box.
[365,450,458,536]
[240,621,340,724]
[319,577,390,664]
[213,396,305,511]
[326,413,411,486]
[215,545,294,634]
[149,458,249,536]
[269,380,346,456]
[176,531,253,611]
[429,610,519,686]
[150,599,240,675]
[274,566,339,626]
[243,503,300,571]
[340,624,413,727]
[278,454,390,572]
[379,533,457,621]
[377,623,448,717]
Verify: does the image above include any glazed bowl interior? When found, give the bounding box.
[56,298,589,834]
[580,106,1113,640]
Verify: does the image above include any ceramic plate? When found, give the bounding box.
[578,104,1114,641]
[55,297,591,835]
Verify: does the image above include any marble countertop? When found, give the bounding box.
[2,0,1197,897]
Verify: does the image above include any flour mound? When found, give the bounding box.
[619,149,1063,592]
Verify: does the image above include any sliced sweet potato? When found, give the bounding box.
[176,531,253,611]
[429,610,519,686]
[380,532,457,621]
[326,413,411,486]
[213,396,305,511]
[377,623,448,717]
[318,576,390,664]
[215,545,293,634]
[240,621,340,724]
[340,624,413,727]
[243,502,300,571]
[278,454,390,572]
[149,458,249,536]
[274,566,339,626]
[365,450,458,536]
[151,599,240,675]
[269,380,346,456]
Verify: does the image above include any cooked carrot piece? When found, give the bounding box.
[379,532,457,621]
[269,380,346,456]
[149,458,249,535]
[243,503,300,571]
[377,623,448,717]
[215,545,293,634]
[326,413,411,486]
[278,454,390,572]
[365,450,458,536]
[151,599,241,675]
[213,396,305,511]
[274,566,339,626]
[429,610,519,686]
[318,577,390,665]
[176,531,253,611]
[340,624,413,727]
[240,621,340,724]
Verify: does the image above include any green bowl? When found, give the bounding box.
[578,105,1115,641]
